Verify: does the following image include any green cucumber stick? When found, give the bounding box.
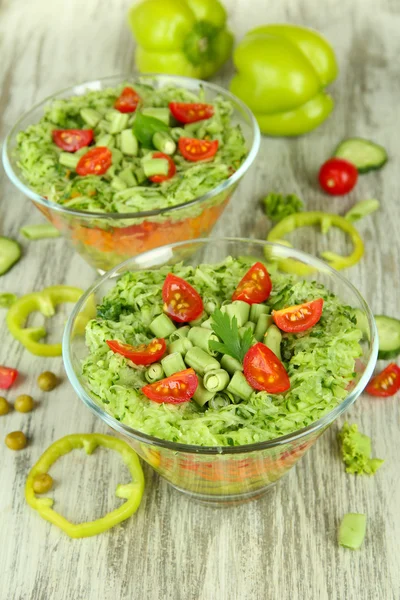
[152,131,176,155]
[220,354,243,375]
[184,347,220,376]
[145,363,164,383]
[149,313,176,338]
[209,395,231,409]
[161,352,186,377]
[263,324,282,360]
[338,513,367,550]
[221,301,250,327]
[200,318,213,330]
[192,378,215,407]
[141,107,170,124]
[227,371,253,401]
[189,311,208,326]
[187,326,219,356]
[167,337,193,356]
[249,303,270,322]
[109,112,129,134]
[20,224,60,240]
[169,326,191,342]
[80,108,102,127]
[239,321,255,337]
[203,369,230,393]
[59,153,80,169]
[170,127,186,141]
[142,157,169,178]
[254,314,273,342]
[120,129,139,156]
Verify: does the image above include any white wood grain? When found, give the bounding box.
[0,0,399,598]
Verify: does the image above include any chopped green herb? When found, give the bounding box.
[209,308,253,363]
[338,422,384,475]
[338,513,367,550]
[263,192,304,222]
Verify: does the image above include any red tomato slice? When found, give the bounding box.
[169,102,214,124]
[366,363,400,397]
[232,262,272,304]
[178,137,218,162]
[114,87,141,113]
[0,366,18,389]
[162,273,203,323]
[318,158,358,196]
[243,343,290,394]
[149,152,177,183]
[52,129,93,152]
[273,299,324,333]
[76,146,112,176]
[106,338,166,366]
[142,368,198,404]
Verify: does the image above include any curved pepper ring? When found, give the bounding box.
[25,434,145,538]
[267,211,364,274]
[6,285,83,356]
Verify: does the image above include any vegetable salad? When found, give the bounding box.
[82,257,363,447]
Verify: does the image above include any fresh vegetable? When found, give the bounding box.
[209,308,253,362]
[32,474,53,495]
[5,431,27,451]
[162,273,203,323]
[318,158,358,195]
[25,433,144,538]
[338,422,383,475]
[52,129,93,152]
[83,257,362,446]
[273,299,323,333]
[20,224,60,240]
[366,363,400,397]
[0,366,18,389]
[148,152,176,183]
[178,137,219,161]
[263,192,304,222]
[0,237,22,276]
[334,138,388,173]
[7,285,83,356]
[243,343,290,394]
[0,397,11,416]
[232,262,272,304]
[114,86,141,113]
[141,368,198,403]
[338,513,367,550]
[128,0,234,79]
[106,338,166,365]
[37,371,58,391]
[267,212,364,271]
[230,24,337,136]
[76,147,112,176]
[133,113,169,147]
[169,102,214,124]
[0,293,17,308]
[345,199,380,222]
[374,316,400,359]
[15,395,34,413]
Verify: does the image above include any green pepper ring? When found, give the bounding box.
[25,434,145,538]
[266,211,365,274]
[7,285,83,356]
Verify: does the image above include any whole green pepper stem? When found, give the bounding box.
[227,371,253,401]
[161,352,187,377]
[184,347,220,376]
[254,314,273,342]
[187,326,219,356]
[149,313,176,338]
[203,369,230,393]
[145,363,164,383]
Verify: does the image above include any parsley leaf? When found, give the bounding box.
[209,308,253,363]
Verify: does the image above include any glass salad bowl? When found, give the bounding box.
[63,239,378,506]
[2,75,260,273]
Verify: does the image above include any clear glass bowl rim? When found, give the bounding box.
[2,73,261,220]
[63,237,378,455]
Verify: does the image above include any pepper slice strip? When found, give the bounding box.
[25,434,144,539]
[267,211,364,274]
[7,285,83,356]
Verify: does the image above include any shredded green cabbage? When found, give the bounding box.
[338,422,383,475]
[81,257,363,446]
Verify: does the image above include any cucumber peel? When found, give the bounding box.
[334,138,388,173]
[0,237,22,276]
[375,315,400,359]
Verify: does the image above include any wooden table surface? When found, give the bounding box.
[1,0,399,598]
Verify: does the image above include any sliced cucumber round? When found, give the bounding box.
[334,138,388,174]
[375,315,400,359]
[0,237,22,276]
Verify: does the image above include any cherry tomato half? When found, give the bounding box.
[243,343,290,394]
[52,129,93,153]
[366,363,400,397]
[318,158,358,196]
[149,152,177,183]
[178,137,219,162]
[142,368,198,404]
[106,338,166,366]
[162,274,203,323]
[273,299,324,333]
[0,366,18,390]
[169,102,214,124]
[114,87,141,113]
[76,146,112,176]
[232,262,272,305]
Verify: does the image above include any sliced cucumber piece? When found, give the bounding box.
[375,315,400,359]
[334,138,388,174]
[354,309,370,341]
[0,237,22,275]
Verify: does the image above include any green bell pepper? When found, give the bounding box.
[128,0,233,79]
[230,24,338,136]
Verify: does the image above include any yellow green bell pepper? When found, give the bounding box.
[25,434,144,538]
[230,24,338,136]
[128,0,233,79]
